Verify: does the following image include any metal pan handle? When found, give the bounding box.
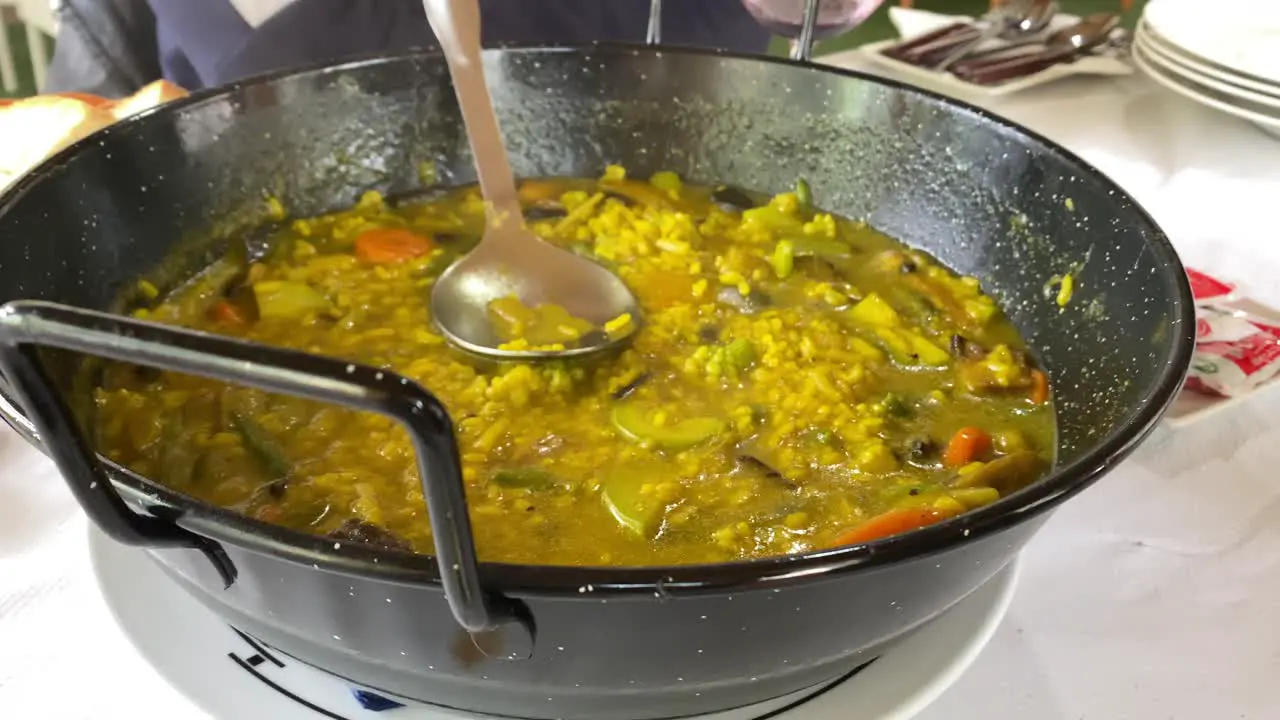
[0,300,532,650]
[0,371,41,448]
[0,352,237,587]
[792,0,821,62]
[646,0,662,45]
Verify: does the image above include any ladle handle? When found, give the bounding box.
[0,300,534,653]
[422,0,521,219]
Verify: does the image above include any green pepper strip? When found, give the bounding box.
[231,412,292,480]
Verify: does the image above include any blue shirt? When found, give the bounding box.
[146,0,772,90]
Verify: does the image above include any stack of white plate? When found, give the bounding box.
[1134,0,1280,137]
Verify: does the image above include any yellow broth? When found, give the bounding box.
[93,167,1054,566]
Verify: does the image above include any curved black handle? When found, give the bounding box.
[0,319,238,588]
[0,300,532,651]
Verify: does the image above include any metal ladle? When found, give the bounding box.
[421,0,642,360]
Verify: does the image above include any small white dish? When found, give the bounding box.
[1137,23,1280,108]
[1133,37,1280,139]
[1135,31,1280,112]
[1137,20,1280,100]
[1142,0,1280,86]
[1162,383,1277,429]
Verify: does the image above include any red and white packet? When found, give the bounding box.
[1185,268,1238,306]
[1169,268,1280,426]
[1186,305,1280,397]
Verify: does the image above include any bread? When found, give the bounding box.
[0,81,189,194]
[109,80,189,121]
[0,95,115,193]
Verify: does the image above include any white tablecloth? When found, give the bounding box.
[2,56,1279,719]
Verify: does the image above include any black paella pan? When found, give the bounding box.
[0,31,1192,720]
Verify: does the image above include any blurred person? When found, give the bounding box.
[45,0,772,97]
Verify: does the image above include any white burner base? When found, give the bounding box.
[89,527,1018,720]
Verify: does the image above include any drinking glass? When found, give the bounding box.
[738,0,889,60]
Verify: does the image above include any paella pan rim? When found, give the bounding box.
[0,43,1196,596]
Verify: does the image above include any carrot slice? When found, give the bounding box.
[943,426,992,468]
[211,299,247,324]
[354,228,434,263]
[254,505,284,524]
[832,507,952,547]
[1029,369,1049,404]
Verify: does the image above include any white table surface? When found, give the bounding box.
[819,50,1280,720]
[2,55,1279,720]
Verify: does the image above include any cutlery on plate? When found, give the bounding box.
[930,0,1059,70]
[949,13,1117,68]
[950,12,1120,86]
